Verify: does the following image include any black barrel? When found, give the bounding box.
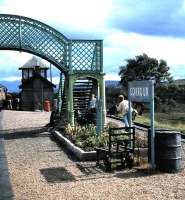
[148,128,171,163]
[155,130,182,173]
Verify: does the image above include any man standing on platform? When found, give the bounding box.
[116,95,129,127]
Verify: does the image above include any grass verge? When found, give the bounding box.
[135,112,185,134]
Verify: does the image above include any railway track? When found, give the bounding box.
[107,115,149,131]
[107,115,185,139]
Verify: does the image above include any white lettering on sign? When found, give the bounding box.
[130,87,149,97]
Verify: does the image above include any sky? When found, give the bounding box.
[0,0,185,84]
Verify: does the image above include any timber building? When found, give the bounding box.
[19,56,56,111]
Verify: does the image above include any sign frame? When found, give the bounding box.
[128,80,155,169]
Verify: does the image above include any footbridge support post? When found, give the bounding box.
[96,73,106,134]
[68,74,75,127]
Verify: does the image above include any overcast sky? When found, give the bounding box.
[0,0,185,83]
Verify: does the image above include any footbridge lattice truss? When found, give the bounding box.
[0,14,105,130]
[0,14,103,74]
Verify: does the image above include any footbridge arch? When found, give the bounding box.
[0,14,105,130]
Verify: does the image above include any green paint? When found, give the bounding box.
[0,14,105,129]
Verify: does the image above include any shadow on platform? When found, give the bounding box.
[1,127,49,140]
[40,167,76,183]
[40,162,159,184]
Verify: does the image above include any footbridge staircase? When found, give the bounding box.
[58,74,97,122]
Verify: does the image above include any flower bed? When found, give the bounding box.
[52,130,97,161]
[51,124,110,161]
[62,124,109,152]
[52,123,143,162]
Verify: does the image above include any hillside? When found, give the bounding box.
[0,80,120,93]
[0,80,21,93]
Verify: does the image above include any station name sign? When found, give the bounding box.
[128,80,154,102]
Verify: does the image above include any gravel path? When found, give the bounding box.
[1,110,50,131]
[1,110,185,200]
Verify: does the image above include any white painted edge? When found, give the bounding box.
[53,130,96,160]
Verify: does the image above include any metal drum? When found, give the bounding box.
[155,130,182,173]
[148,128,171,163]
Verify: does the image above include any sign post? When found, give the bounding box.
[128,80,155,169]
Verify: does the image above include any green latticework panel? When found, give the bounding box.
[0,14,103,73]
[0,14,68,72]
[70,40,102,72]
[0,16,20,48]
[21,17,68,68]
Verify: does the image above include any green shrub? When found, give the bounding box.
[64,123,109,151]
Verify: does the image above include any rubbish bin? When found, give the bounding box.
[148,129,182,173]
[44,100,51,112]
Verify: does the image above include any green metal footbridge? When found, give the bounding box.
[0,14,106,131]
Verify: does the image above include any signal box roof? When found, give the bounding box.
[19,56,49,70]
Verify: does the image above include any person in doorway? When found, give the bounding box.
[85,94,97,124]
[12,97,19,110]
[116,95,129,127]
[7,99,12,110]
[89,94,97,113]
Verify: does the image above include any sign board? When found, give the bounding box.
[128,80,155,170]
[128,80,154,102]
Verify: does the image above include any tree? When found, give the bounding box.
[119,54,172,88]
